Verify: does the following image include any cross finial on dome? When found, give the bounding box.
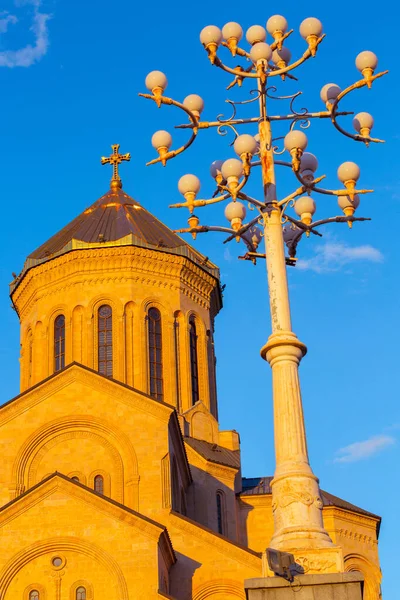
[101,144,131,190]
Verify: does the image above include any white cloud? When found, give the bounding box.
[334,434,395,464]
[0,1,51,68]
[0,12,18,34]
[296,241,383,274]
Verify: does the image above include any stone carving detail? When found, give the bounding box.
[339,528,374,545]
[294,556,336,573]
[272,481,323,512]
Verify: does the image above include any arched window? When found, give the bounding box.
[76,587,86,600]
[29,592,39,600]
[98,305,113,378]
[148,308,163,400]
[54,315,65,372]
[94,474,104,495]
[189,316,199,405]
[216,491,225,535]
[71,476,79,483]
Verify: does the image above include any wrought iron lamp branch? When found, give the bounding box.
[140,18,387,265]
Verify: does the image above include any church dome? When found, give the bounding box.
[15,187,218,287]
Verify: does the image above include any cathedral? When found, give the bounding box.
[0,149,382,599]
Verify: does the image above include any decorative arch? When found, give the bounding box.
[216,489,227,535]
[70,580,93,600]
[23,583,47,600]
[88,469,111,496]
[97,304,113,378]
[0,537,128,600]
[189,315,199,405]
[147,306,163,401]
[193,579,246,600]
[186,310,209,409]
[67,471,87,486]
[72,305,85,364]
[344,553,382,600]
[124,301,136,387]
[89,295,123,377]
[23,328,34,390]
[11,416,139,508]
[48,304,70,375]
[140,297,174,402]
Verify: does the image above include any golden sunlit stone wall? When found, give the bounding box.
[12,245,220,420]
[0,237,382,598]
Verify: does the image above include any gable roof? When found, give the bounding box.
[0,361,174,418]
[184,437,240,469]
[0,472,175,563]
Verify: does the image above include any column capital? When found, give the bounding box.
[261,330,307,363]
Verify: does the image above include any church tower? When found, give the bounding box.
[0,146,382,600]
[12,144,223,442]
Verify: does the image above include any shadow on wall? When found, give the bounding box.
[169,552,202,600]
[188,464,237,541]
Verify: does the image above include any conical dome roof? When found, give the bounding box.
[30,188,190,258]
[13,187,219,290]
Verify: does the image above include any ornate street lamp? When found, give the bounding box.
[140,16,387,567]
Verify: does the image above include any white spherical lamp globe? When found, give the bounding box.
[294,196,316,223]
[355,51,378,72]
[338,194,360,211]
[221,158,244,180]
[272,47,291,65]
[353,112,374,133]
[320,83,341,103]
[145,71,168,92]
[300,152,318,173]
[337,161,360,183]
[200,25,222,46]
[224,201,246,221]
[244,225,263,247]
[299,17,323,39]
[183,94,204,115]
[234,134,258,157]
[266,15,288,35]
[284,130,308,152]
[222,21,243,41]
[178,174,201,196]
[283,224,301,243]
[250,42,272,63]
[246,25,266,45]
[151,130,172,150]
[210,160,224,179]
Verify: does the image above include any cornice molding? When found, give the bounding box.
[322,506,380,530]
[12,247,220,319]
[238,495,272,509]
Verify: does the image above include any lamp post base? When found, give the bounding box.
[245,573,364,600]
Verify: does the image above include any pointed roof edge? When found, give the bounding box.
[0,361,175,414]
[0,361,193,487]
[0,472,176,564]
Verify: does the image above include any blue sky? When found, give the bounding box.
[0,0,398,595]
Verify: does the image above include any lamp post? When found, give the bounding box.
[140,16,387,569]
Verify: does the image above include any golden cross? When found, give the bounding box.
[101,144,131,189]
